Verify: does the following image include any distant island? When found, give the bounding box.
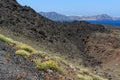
[40,12,120,21]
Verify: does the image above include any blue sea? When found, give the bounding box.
[86,20,120,26]
[58,20,120,26]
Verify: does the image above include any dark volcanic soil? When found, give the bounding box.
[0,41,45,80]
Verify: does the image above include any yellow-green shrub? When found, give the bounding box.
[34,59,61,71]
[79,68,89,75]
[16,50,30,58]
[0,34,14,44]
[77,74,93,80]
[92,75,106,80]
[16,44,36,53]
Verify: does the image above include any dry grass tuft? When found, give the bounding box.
[0,34,14,44]
[34,59,62,72]
[16,50,30,58]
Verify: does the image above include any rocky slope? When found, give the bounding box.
[0,41,42,80]
[0,0,120,80]
[0,0,107,67]
[0,33,106,80]
[85,27,120,80]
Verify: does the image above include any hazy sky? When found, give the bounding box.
[17,0,120,16]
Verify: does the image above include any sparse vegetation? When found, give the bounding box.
[0,34,36,53]
[76,66,106,80]
[0,33,106,80]
[0,34,62,72]
[77,74,106,80]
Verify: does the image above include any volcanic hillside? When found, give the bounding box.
[0,0,120,80]
[0,0,106,66]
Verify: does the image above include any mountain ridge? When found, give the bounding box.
[40,12,120,21]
